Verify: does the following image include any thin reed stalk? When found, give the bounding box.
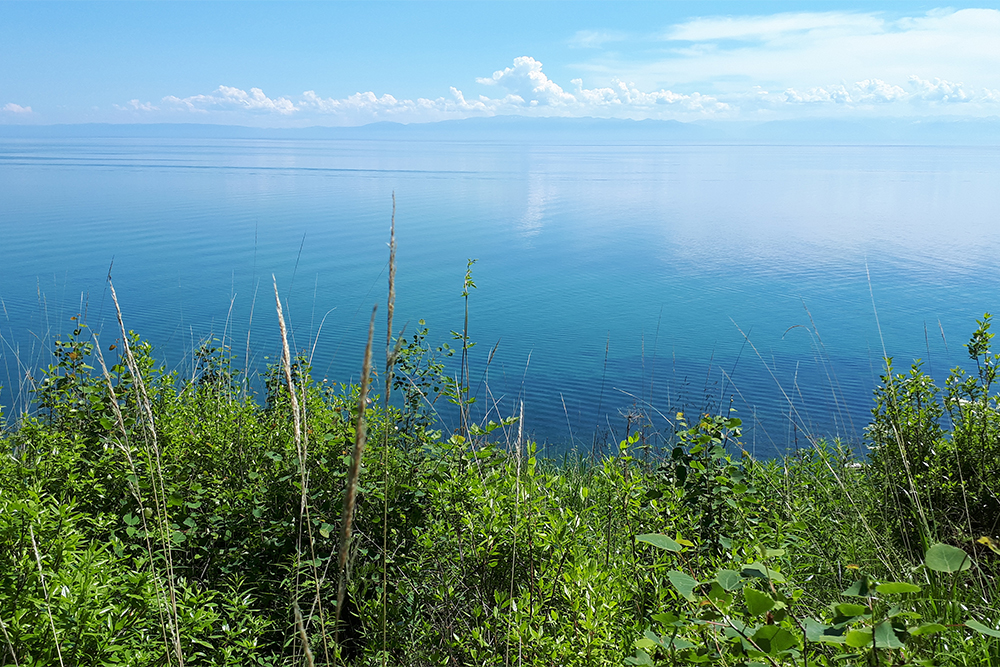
[337,305,377,643]
[381,194,396,666]
[29,526,64,667]
[108,278,184,667]
[273,276,325,665]
[89,328,176,655]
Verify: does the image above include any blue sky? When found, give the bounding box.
[3,1,1000,126]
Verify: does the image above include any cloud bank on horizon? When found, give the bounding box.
[5,7,1000,126]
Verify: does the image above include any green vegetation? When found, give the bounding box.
[1,269,998,665]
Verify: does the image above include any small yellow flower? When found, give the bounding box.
[977,536,1000,555]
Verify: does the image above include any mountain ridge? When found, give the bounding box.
[2,115,1000,145]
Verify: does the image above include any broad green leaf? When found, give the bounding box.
[745,588,775,616]
[842,575,871,597]
[909,623,947,637]
[752,625,797,654]
[877,581,922,595]
[637,533,682,552]
[667,570,701,602]
[741,563,786,583]
[651,612,682,627]
[707,581,733,604]
[805,618,846,644]
[873,620,905,649]
[845,629,873,648]
[835,603,870,618]
[966,619,1000,638]
[716,569,743,591]
[624,650,654,666]
[924,543,971,573]
[663,636,694,650]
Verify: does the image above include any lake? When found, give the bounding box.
[2,133,999,457]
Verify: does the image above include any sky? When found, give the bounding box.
[2,1,1000,127]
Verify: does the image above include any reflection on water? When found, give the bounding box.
[1,138,999,456]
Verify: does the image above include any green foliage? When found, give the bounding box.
[869,313,1000,548]
[628,541,998,666]
[391,320,452,448]
[661,411,761,557]
[2,314,999,666]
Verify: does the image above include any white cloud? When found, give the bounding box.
[3,103,32,114]
[114,99,158,112]
[609,8,1000,106]
[734,76,991,113]
[853,79,908,103]
[908,76,971,102]
[570,78,729,112]
[319,58,730,120]
[569,30,628,49]
[477,56,577,106]
[297,86,501,123]
[163,86,296,115]
[665,11,884,42]
[146,36,1000,126]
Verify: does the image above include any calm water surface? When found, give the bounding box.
[2,137,999,456]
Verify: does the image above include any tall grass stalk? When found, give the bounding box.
[337,305,377,645]
[109,277,184,667]
[381,194,397,666]
[89,324,177,660]
[273,276,325,665]
[29,526,64,667]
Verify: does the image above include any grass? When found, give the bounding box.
[1,228,999,666]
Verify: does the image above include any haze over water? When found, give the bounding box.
[2,132,999,456]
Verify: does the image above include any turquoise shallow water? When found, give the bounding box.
[2,136,999,456]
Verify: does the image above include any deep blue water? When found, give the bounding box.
[2,136,999,457]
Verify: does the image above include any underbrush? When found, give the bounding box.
[1,295,999,665]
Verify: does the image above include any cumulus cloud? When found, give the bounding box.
[736,76,992,112]
[297,86,499,123]
[153,58,732,124]
[163,86,296,115]
[477,56,577,106]
[853,79,908,103]
[908,76,971,102]
[148,46,1000,126]
[571,78,729,112]
[2,103,32,114]
[114,99,158,112]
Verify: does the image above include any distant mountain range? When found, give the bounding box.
[3,115,1000,145]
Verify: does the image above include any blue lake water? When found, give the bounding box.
[2,136,999,457]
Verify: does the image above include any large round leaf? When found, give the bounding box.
[924,543,971,573]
